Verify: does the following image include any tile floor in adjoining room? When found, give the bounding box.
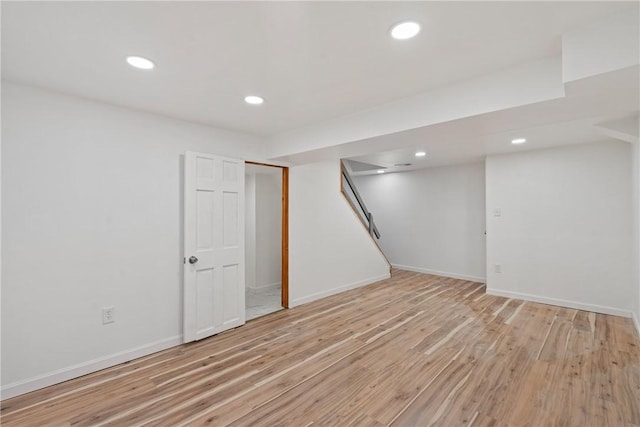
[246,285,283,320]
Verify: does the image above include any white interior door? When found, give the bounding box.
[184,151,245,342]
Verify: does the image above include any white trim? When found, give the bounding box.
[290,273,391,307]
[633,312,640,339]
[1,335,182,400]
[392,264,486,283]
[486,288,633,318]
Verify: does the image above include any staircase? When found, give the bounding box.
[340,159,391,268]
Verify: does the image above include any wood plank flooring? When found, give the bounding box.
[2,270,639,426]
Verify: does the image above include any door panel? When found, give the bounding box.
[184,151,245,343]
[223,192,239,247]
[223,264,240,323]
[196,268,215,333]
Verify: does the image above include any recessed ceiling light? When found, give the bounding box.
[511,138,527,144]
[126,56,155,70]
[245,95,264,105]
[415,151,427,157]
[390,21,421,40]
[377,170,385,174]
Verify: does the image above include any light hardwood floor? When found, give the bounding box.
[2,270,639,426]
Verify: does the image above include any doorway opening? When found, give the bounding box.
[244,162,289,320]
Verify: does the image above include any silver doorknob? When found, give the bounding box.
[188,256,198,264]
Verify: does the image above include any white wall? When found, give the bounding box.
[486,141,633,316]
[632,142,640,334]
[354,163,486,282]
[289,160,390,306]
[254,171,282,288]
[1,82,264,396]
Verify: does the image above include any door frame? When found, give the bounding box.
[245,161,289,308]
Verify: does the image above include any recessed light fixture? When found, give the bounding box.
[244,95,264,105]
[415,151,427,157]
[511,138,527,144]
[390,21,421,40]
[126,56,155,70]
[377,170,385,174]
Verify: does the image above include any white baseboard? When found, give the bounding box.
[392,264,486,283]
[633,312,640,339]
[1,335,182,400]
[290,273,391,307]
[486,288,633,318]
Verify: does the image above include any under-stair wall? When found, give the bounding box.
[288,160,391,307]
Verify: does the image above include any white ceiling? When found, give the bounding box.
[1,1,629,137]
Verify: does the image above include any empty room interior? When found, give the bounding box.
[244,162,284,321]
[1,1,639,426]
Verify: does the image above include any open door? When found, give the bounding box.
[184,151,245,343]
[244,162,289,320]
[246,161,289,310]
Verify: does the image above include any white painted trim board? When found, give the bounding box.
[290,273,391,307]
[487,288,633,318]
[1,335,182,400]
[392,264,486,283]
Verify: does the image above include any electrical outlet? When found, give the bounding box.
[103,306,115,324]
[494,264,503,274]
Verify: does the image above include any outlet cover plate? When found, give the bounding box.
[102,306,115,324]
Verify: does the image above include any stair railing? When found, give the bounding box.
[340,160,381,239]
